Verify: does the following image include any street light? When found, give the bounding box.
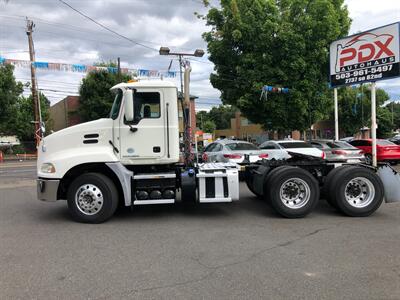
[159,47,205,58]
[159,47,170,56]
[159,47,205,166]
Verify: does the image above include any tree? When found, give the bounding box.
[0,64,23,135]
[202,120,216,133]
[389,102,400,130]
[196,105,237,130]
[79,67,131,121]
[11,93,51,143]
[376,107,393,138]
[201,0,351,133]
[337,84,391,138]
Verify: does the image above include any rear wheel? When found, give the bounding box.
[265,166,319,218]
[67,173,119,223]
[323,165,352,209]
[332,167,384,217]
[245,170,263,198]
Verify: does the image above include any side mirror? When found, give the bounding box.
[124,89,134,122]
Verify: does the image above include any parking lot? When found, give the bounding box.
[1,161,400,299]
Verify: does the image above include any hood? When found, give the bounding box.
[41,118,114,155]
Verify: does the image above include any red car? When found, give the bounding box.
[349,139,400,164]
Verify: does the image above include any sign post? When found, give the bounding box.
[329,23,400,167]
[334,88,339,141]
[371,82,377,166]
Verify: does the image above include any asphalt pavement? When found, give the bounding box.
[0,161,399,299]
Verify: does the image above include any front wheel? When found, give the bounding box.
[67,173,119,223]
[266,166,319,218]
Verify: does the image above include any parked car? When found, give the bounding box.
[202,140,288,164]
[259,140,325,159]
[389,135,400,145]
[310,139,364,163]
[349,139,400,164]
[340,137,355,142]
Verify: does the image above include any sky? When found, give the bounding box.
[1,0,400,111]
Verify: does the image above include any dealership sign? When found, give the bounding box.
[330,23,400,87]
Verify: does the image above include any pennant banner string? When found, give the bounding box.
[0,57,177,78]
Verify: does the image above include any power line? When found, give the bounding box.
[0,14,201,52]
[58,0,159,52]
[17,77,81,86]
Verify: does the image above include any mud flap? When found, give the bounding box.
[377,165,400,203]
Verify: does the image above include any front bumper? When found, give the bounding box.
[37,178,60,202]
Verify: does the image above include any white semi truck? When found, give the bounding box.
[37,80,400,223]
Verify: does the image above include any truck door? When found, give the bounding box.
[119,89,165,162]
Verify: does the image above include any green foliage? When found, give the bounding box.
[201,0,351,131]
[376,106,393,138]
[93,60,118,68]
[79,69,131,121]
[337,84,391,138]
[202,120,217,133]
[12,93,51,142]
[389,102,400,130]
[196,105,237,130]
[0,64,51,143]
[0,64,23,134]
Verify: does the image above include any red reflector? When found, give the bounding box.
[332,150,347,155]
[202,153,208,161]
[259,153,269,158]
[321,152,326,159]
[223,154,243,159]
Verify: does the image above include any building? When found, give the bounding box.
[177,92,198,134]
[213,112,356,143]
[49,96,81,132]
[214,112,269,144]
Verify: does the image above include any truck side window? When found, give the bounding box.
[110,89,123,120]
[131,92,161,124]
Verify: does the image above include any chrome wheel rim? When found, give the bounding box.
[75,184,104,215]
[279,178,311,209]
[345,177,375,208]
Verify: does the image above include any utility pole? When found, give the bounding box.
[26,18,42,149]
[183,61,192,165]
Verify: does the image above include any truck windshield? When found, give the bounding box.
[110,89,123,120]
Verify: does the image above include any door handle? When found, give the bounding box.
[129,127,138,133]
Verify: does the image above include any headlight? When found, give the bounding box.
[41,163,56,173]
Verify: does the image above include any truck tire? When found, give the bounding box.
[266,166,319,218]
[262,166,296,202]
[331,166,384,217]
[245,180,262,198]
[323,165,352,209]
[245,175,262,198]
[67,173,119,223]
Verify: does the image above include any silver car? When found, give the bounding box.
[202,140,287,164]
[260,140,324,158]
[310,139,365,163]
